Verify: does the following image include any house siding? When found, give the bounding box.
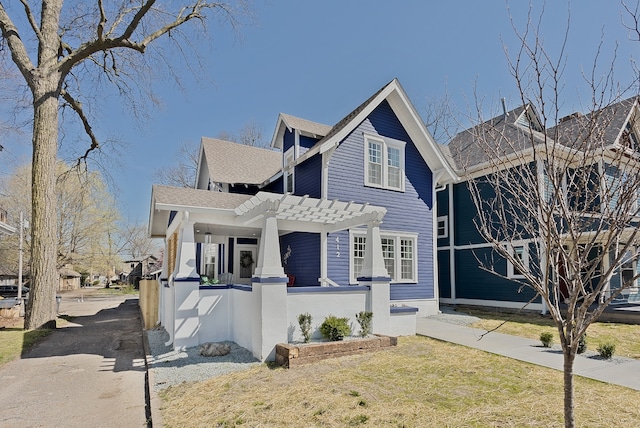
[436,188,450,247]
[299,135,319,157]
[283,129,295,153]
[437,249,451,298]
[280,232,321,286]
[294,154,321,198]
[454,247,540,303]
[453,182,485,246]
[326,100,434,301]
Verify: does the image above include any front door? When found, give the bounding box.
[235,246,257,284]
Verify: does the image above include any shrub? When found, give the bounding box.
[577,334,587,354]
[597,342,616,359]
[297,313,312,343]
[355,311,373,337]
[539,332,553,348]
[320,315,351,341]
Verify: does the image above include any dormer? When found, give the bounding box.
[514,105,543,132]
[270,113,332,164]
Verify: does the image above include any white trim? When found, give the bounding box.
[439,297,544,311]
[283,147,295,193]
[505,241,530,279]
[363,133,406,192]
[436,216,448,239]
[349,228,418,284]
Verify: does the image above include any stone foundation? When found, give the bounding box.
[275,335,397,368]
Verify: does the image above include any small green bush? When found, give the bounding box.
[320,315,351,341]
[540,332,554,348]
[577,334,587,354]
[297,313,312,343]
[597,342,616,359]
[355,311,373,337]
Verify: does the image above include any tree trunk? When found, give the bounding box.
[563,349,576,428]
[25,77,61,330]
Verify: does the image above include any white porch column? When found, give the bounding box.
[252,211,288,361]
[173,217,200,350]
[359,221,391,335]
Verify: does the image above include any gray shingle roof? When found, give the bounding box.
[279,113,332,137]
[152,185,252,210]
[549,97,638,149]
[201,137,282,185]
[447,104,547,170]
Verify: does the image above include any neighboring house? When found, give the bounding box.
[0,265,17,286]
[123,255,158,287]
[58,266,82,291]
[0,208,16,286]
[0,208,15,236]
[149,79,456,360]
[437,97,640,311]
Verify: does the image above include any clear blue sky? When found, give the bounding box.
[3,1,638,225]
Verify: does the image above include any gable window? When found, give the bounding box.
[506,243,529,279]
[284,149,295,193]
[364,134,406,191]
[437,216,448,239]
[350,230,417,283]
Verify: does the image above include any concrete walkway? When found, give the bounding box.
[417,317,640,391]
[0,289,148,428]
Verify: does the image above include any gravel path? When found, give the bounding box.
[146,328,260,391]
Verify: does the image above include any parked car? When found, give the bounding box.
[0,285,29,299]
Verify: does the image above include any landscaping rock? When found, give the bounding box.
[199,342,231,357]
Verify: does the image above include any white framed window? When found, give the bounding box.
[349,229,417,283]
[437,216,448,239]
[506,243,529,279]
[284,148,295,193]
[364,134,405,191]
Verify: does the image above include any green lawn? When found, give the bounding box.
[160,335,640,427]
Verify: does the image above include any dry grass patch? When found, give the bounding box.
[466,308,640,359]
[159,336,640,427]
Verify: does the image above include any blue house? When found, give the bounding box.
[437,97,640,311]
[148,79,456,360]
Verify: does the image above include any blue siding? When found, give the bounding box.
[283,129,295,152]
[280,232,321,286]
[436,187,449,247]
[300,135,319,150]
[263,176,283,193]
[453,182,485,245]
[326,100,434,301]
[455,248,540,303]
[437,250,451,298]
[294,154,321,198]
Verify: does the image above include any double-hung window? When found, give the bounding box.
[506,243,529,279]
[364,135,405,191]
[350,230,417,283]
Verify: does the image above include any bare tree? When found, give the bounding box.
[0,1,247,329]
[152,140,200,187]
[449,8,640,428]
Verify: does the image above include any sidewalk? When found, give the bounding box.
[0,289,148,428]
[417,317,640,391]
